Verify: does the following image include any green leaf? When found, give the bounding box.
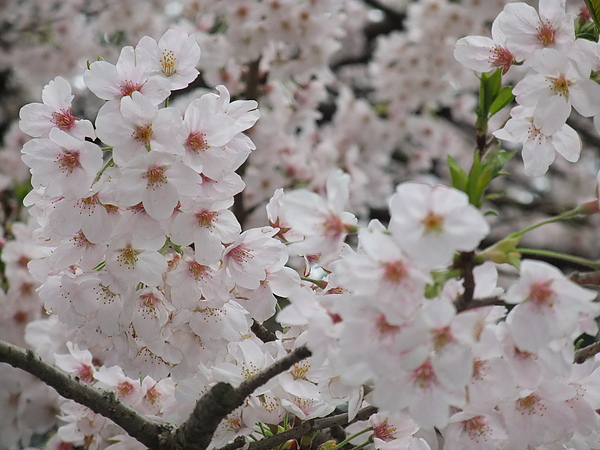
[478,68,502,118]
[489,86,514,117]
[585,0,600,28]
[447,155,468,191]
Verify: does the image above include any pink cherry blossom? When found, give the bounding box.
[388,183,490,269]
[137,28,201,90]
[19,76,95,140]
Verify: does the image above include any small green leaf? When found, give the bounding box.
[489,86,514,117]
[447,155,468,191]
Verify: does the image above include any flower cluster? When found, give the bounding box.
[455,0,600,177]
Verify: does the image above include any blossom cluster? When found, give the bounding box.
[3,1,600,450]
[455,0,600,177]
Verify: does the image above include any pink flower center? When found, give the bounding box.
[72,230,91,248]
[421,212,444,234]
[188,260,209,280]
[383,260,407,283]
[76,364,94,383]
[490,46,514,74]
[376,314,400,336]
[51,108,77,131]
[536,21,556,47]
[516,393,544,415]
[186,131,209,152]
[529,281,554,306]
[117,244,139,267]
[228,244,253,264]
[145,165,167,188]
[132,124,154,145]
[160,49,177,76]
[140,292,160,316]
[195,210,217,228]
[465,415,489,439]
[57,150,81,173]
[433,326,453,350]
[120,80,142,97]
[117,381,135,398]
[413,360,436,388]
[373,420,398,441]
[145,383,161,404]
[322,213,346,236]
[549,75,572,97]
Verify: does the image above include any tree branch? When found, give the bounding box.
[455,295,508,312]
[575,341,600,364]
[251,320,277,342]
[454,251,477,313]
[570,270,600,286]
[173,346,312,450]
[0,339,171,448]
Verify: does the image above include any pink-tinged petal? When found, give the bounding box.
[570,79,600,117]
[83,61,121,100]
[142,182,178,221]
[521,140,555,176]
[507,303,554,352]
[19,103,55,137]
[193,228,224,265]
[454,36,498,72]
[41,76,73,109]
[533,94,570,136]
[551,124,581,162]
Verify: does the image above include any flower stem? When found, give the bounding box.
[517,247,600,270]
[331,427,372,450]
[509,204,588,238]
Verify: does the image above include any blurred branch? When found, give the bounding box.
[575,341,600,363]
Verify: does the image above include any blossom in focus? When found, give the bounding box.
[19,76,95,140]
[454,18,515,74]
[388,183,490,269]
[493,105,581,177]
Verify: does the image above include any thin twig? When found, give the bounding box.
[0,339,171,448]
[244,405,378,450]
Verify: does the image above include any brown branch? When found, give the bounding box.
[455,295,508,312]
[575,341,600,364]
[454,251,477,313]
[0,339,171,448]
[251,320,278,342]
[173,346,312,450]
[232,59,261,229]
[570,271,600,286]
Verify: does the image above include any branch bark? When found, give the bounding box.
[172,346,312,450]
[575,341,600,364]
[0,339,172,448]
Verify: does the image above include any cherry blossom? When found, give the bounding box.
[388,183,490,269]
[19,76,95,140]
